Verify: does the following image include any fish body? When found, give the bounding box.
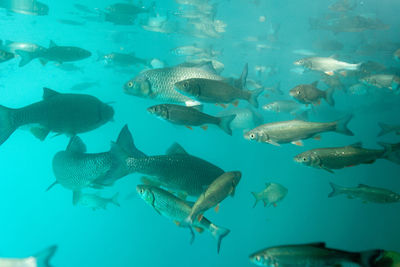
[217,107,263,131]
[104,2,154,25]
[124,64,224,106]
[328,182,400,203]
[263,100,309,115]
[1,40,46,56]
[244,116,353,146]
[0,88,114,146]
[171,45,211,56]
[251,182,287,208]
[0,245,57,267]
[99,52,148,67]
[73,191,120,210]
[360,74,400,91]
[0,0,49,15]
[70,81,99,91]
[310,15,389,33]
[249,243,382,267]
[137,185,230,253]
[290,81,335,106]
[0,48,14,63]
[181,59,225,74]
[147,104,236,135]
[377,122,400,137]
[294,56,360,75]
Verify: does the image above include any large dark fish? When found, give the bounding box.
[249,242,383,266]
[127,143,224,196]
[16,40,91,67]
[147,104,236,135]
[0,88,114,146]
[51,125,145,192]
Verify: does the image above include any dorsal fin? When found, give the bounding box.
[166,143,189,155]
[311,81,318,87]
[49,40,57,48]
[235,63,248,89]
[307,242,326,248]
[115,125,146,158]
[66,136,87,153]
[265,182,271,187]
[349,142,362,148]
[43,88,61,99]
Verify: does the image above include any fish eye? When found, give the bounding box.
[250,133,256,139]
[139,188,144,194]
[256,256,261,261]
[303,157,307,161]
[127,82,134,88]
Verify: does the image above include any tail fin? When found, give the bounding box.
[251,192,259,208]
[111,192,120,207]
[324,87,335,106]
[218,114,236,135]
[209,223,230,254]
[248,88,264,108]
[335,115,354,136]
[0,105,17,146]
[379,142,400,164]
[115,124,146,158]
[328,182,342,198]
[35,245,57,267]
[15,49,35,67]
[359,250,384,267]
[377,122,394,137]
[235,63,248,89]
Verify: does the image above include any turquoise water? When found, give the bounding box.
[0,0,399,266]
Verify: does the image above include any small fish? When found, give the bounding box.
[292,49,316,56]
[98,52,148,67]
[137,185,230,253]
[360,74,400,91]
[244,116,353,146]
[147,104,236,135]
[171,45,216,57]
[57,19,86,26]
[251,182,287,208]
[0,245,57,267]
[294,142,400,173]
[0,48,14,63]
[294,56,361,76]
[249,242,383,267]
[70,81,99,91]
[377,122,400,137]
[73,191,120,210]
[263,100,309,115]
[290,81,335,106]
[185,171,241,224]
[328,182,400,204]
[0,88,114,146]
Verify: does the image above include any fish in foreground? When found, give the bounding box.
[377,122,400,137]
[328,182,400,204]
[123,63,224,106]
[185,171,241,224]
[360,74,400,91]
[251,182,288,208]
[249,242,383,267]
[0,88,114,146]
[175,64,264,108]
[0,245,57,267]
[127,142,224,197]
[290,81,335,106]
[51,125,145,191]
[147,104,236,135]
[73,191,120,210]
[137,185,230,253]
[294,56,361,76]
[294,142,400,173]
[244,115,353,146]
[16,40,91,67]
[217,107,264,132]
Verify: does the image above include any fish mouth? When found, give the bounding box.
[289,90,296,96]
[293,60,301,65]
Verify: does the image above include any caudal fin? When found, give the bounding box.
[248,88,264,108]
[379,142,400,164]
[251,192,259,208]
[0,105,17,146]
[359,250,384,267]
[377,122,395,137]
[324,87,335,106]
[218,114,236,135]
[328,182,342,198]
[111,192,120,207]
[116,124,146,158]
[209,223,230,254]
[15,49,35,67]
[335,115,354,136]
[35,245,57,267]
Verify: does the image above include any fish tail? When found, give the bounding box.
[335,114,354,136]
[248,88,264,108]
[377,122,394,137]
[209,223,230,254]
[0,105,17,146]
[218,114,236,135]
[251,192,259,208]
[35,245,58,267]
[115,124,146,158]
[378,142,400,164]
[15,49,36,67]
[324,87,335,106]
[111,192,120,207]
[358,249,384,267]
[328,182,342,198]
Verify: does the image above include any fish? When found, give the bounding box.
[137,184,230,253]
[294,142,400,173]
[51,125,144,191]
[292,49,316,56]
[57,19,86,26]
[328,0,356,12]
[294,56,361,76]
[328,182,400,204]
[348,83,369,95]
[98,52,148,67]
[70,81,99,91]
[244,116,353,146]
[217,107,264,132]
[290,81,335,106]
[0,88,114,146]
[1,40,45,55]
[171,45,217,57]
[321,73,345,91]
[360,74,400,91]
[123,63,224,106]
[126,142,224,197]
[104,2,155,25]
[147,104,236,135]
[16,40,91,67]
[263,100,310,116]
[0,48,14,63]
[0,0,49,15]
[73,191,120,210]
[251,182,288,208]
[377,122,400,137]
[175,64,264,108]
[185,171,241,224]
[181,59,225,74]
[74,3,97,14]
[249,242,383,267]
[395,49,400,61]
[0,245,57,267]
[312,39,344,51]
[56,63,84,73]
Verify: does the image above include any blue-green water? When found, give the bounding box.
[0,0,399,266]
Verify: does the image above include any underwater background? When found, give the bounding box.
[0,0,399,266]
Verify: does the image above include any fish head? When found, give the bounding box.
[174,79,200,98]
[293,151,316,166]
[124,75,153,97]
[34,2,49,15]
[147,104,169,119]
[289,86,304,100]
[249,252,274,266]
[293,58,305,66]
[243,130,264,142]
[100,103,115,123]
[136,185,155,205]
